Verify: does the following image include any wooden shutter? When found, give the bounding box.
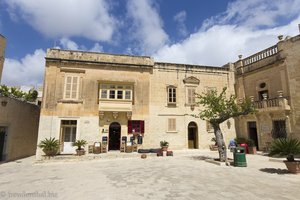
[128,120,132,134]
[140,121,144,133]
[65,76,72,99]
[168,118,176,131]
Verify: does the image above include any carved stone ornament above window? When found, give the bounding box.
[183,76,200,85]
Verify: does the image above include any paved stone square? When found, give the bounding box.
[0,150,299,200]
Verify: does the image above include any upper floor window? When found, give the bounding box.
[167,86,176,104]
[64,75,79,99]
[100,84,132,101]
[187,88,196,105]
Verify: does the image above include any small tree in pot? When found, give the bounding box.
[269,138,300,173]
[38,137,60,157]
[160,140,169,151]
[72,140,87,156]
[247,139,257,154]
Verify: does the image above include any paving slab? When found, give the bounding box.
[0,150,299,200]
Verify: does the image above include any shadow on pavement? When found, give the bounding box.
[190,156,212,160]
[259,168,290,174]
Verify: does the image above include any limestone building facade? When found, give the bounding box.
[0,34,6,83]
[234,34,300,150]
[36,49,236,158]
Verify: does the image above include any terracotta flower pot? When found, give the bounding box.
[161,146,168,151]
[43,149,58,157]
[284,161,300,173]
[76,149,86,156]
[248,146,257,154]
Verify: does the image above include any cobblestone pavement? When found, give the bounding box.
[0,150,299,200]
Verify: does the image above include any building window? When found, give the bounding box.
[167,86,176,104]
[187,88,195,105]
[167,118,176,132]
[272,120,287,138]
[61,120,77,143]
[100,84,132,101]
[128,120,144,134]
[64,76,79,99]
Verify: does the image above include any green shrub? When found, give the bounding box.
[38,137,60,156]
[247,139,256,147]
[160,140,169,147]
[234,137,247,144]
[269,138,300,161]
[72,140,87,150]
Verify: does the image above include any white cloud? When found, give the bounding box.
[90,43,103,52]
[59,38,79,50]
[173,10,188,37]
[202,0,300,30]
[154,0,300,66]
[4,0,118,42]
[126,0,168,54]
[58,38,103,52]
[1,49,45,86]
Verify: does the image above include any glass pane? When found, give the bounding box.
[66,84,71,90]
[71,120,77,125]
[65,91,71,98]
[62,120,69,125]
[64,127,71,142]
[71,127,76,142]
[101,90,107,98]
[109,90,115,99]
[66,77,72,83]
[125,91,131,99]
[101,85,107,89]
[73,77,78,82]
[117,90,123,99]
[125,86,131,89]
[117,86,123,89]
[110,85,116,89]
[71,92,76,99]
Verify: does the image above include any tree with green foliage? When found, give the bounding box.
[0,85,38,102]
[194,87,255,162]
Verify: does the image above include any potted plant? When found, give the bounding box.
[160,140,169,151]
[72,139,87,156]
[38,137,60,157]
[247,139,257,154]
[209,137,218,151]
[269,138,300,173]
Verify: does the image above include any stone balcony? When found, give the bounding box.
[247,91,290,113]
[235,45,284,75]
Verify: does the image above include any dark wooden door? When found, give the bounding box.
[109,122,121,150]
[0,128,6,161]
[248,122,259,150]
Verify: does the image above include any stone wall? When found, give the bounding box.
[0,97,40,161]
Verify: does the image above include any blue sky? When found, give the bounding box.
[1,0,300,86]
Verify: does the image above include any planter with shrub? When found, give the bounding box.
[269,137,300,173]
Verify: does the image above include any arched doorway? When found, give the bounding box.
[109,122,121,151]
[188,122,198,149]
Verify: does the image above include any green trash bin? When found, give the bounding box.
[234,147,247,167]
